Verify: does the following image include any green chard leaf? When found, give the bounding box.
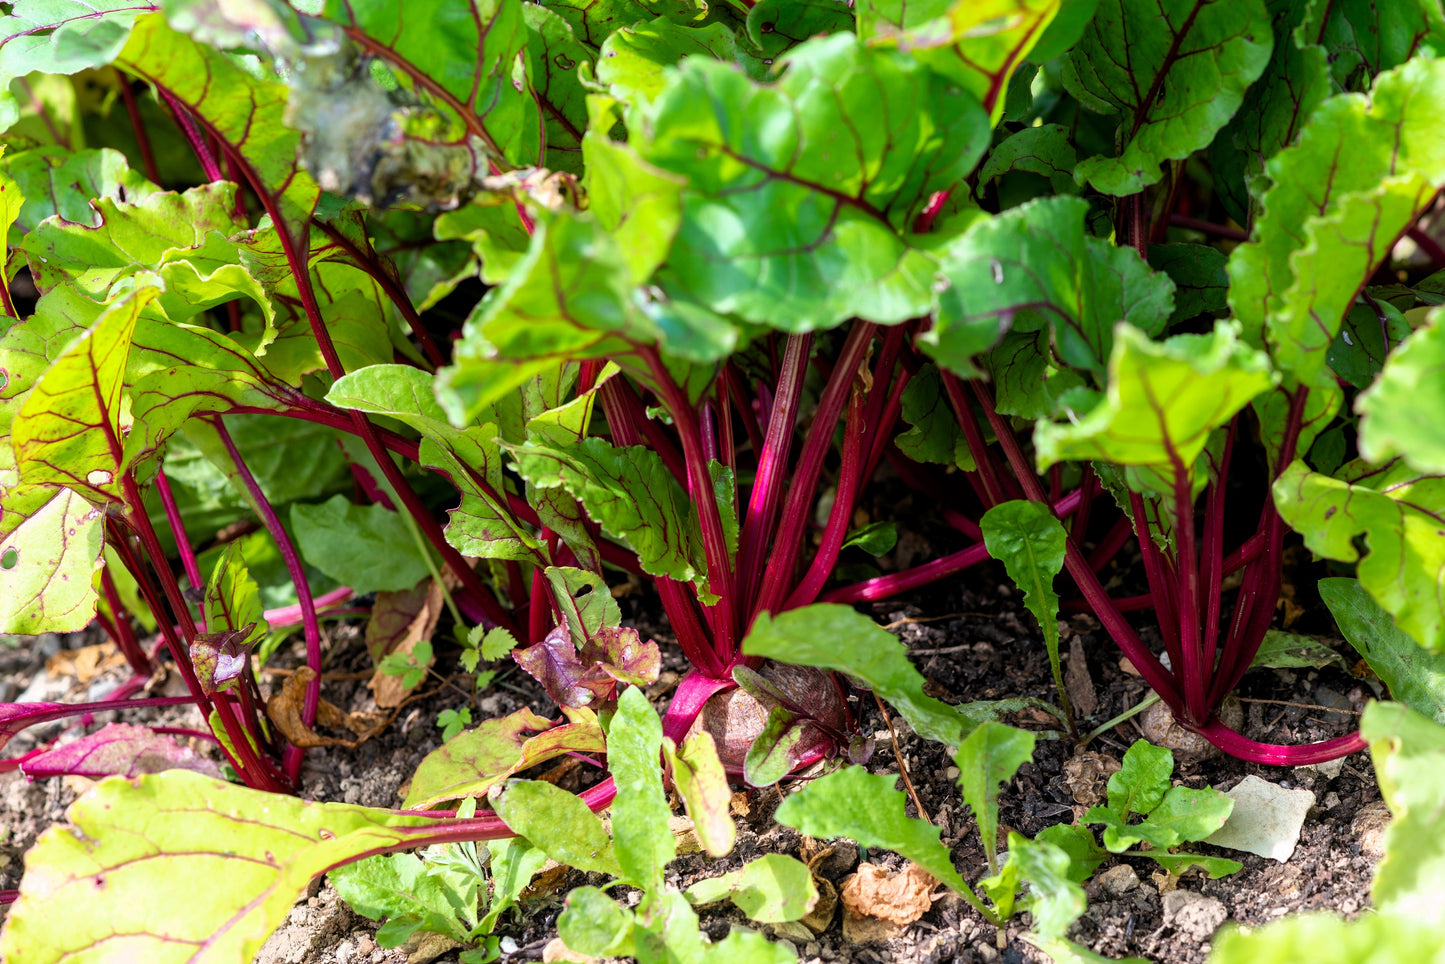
[597,17,764,111]
[0,487,105,634]
[290,495,433,595]
[743,604,977,746]
[1210,913,1445,964]
[0,1,147,84]
[1005,832,1085,942]
[977,124,1079,197]
[664,731,736,858]
[1034,322,1275,494]
[774,765,970,895]
[1358,309,1445,474]
[1065,0,1274,195]
[636,33,990,332]
[925,196,1175,379]
[1275,459,1445,652]
[1361,701,1445,919]
[560,887,637,959]
[1321,579,1445,725]
[1228,57,1445,387]
[0,771,439,964]
[857,0,1059,119]
[490,778,623,877]
[894,364,974,470]
[746,0,854,58]
[524,4,590,173]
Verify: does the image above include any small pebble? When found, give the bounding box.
[500,936,519,954]
[334,940,354,964]
[944,766,960,780]
[1096,864,1140,898]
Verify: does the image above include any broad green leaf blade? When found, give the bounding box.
[637,33,990,331]
[1249,629,1346,671]
[684,853,817,923]
[458,208,655,363]
[0,770,437,964]
[0,487,104,633]
[980,500,1068,711]
[0,1,146,84]
[490,779,623,877]
[1034,823,1109,884]
[1275,459,1445,652]
[1358,310,1445,474]
[609,686,675,891]
[524,4,590,173]
[1210,913,1445,964]
[510,434,712,591]
[926,196,1175,379]
[1361,702,1445,919]
[597,17,763,111]
[1209,0,1331,226]
[742,604,976,746]
[582,133,685,288]
[0,147,160,238]
[403,706,605,809]
[290,495,432,594]
[1033,323,1275,494]
[1137,785,1234,844]
[985,329,1086,420]
[1148,244,1229,325]
[329,852,472,945]
[202,540,263,638]
[318,0,536,168]
[977,124,1079,196]
[1007,833,1085,942]
[1066,0,1273,195]
[0,155,18,315]
[1107,739,1172,817]
[774,765,969,894]
[559,886,637,959]
[664,731,736,858]
[857,0,1059,120]
[955,722,1035,873]
[13,283,155,505]
[1228,57,1445,387]
[1323,579,1445,724]
[746,0,853,59]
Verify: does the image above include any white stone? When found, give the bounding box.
[1205,775,1316,862]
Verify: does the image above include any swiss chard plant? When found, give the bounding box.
[6,0,1445,958]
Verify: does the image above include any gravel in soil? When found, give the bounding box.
[0,567,1381,964]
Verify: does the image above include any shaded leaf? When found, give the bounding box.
[1066,0,1274,195]
[559,886,637,959]
[1007,832,1085,942]
[978,124,1079,196]
[980,500,1068,712]
[290,495,432,595]
[1322,578,1445,724]
[955,721,1035,873]
[1358,309,1445,474]
[664,731,736,858]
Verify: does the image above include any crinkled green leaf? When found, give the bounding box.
[491,778,622,877]
[1209,0,1332,226]
[774,765,969,894]
[1275,458,1445,652]
[637,33,989,332]
[955,722,1035,873]
[404,706,606,809]
[978,124,1079,196]
[1322,579,1445,724]
[743,604,976,746]
[0,770,438,964]
[984,329,1086,420]
[318,0,536,168]
[981,500,1068,712]
[746,0,853,59]
[203,540,263,639]
[926,196,1175,379]
[665,731,736,858]
[859,0,1058,119]
[1361,701,1445,919]
[118,13,320,226]
[1108,739,1172,817]
[510,433,714,591]
[598,17,762,110]
[1066,0,1273,195]
[1317,0,1445,93]
[13,282,154,505]
[542,0,706,48]
[1329,298,1412,391]
[685,853,817,923]
[0,154,20,311]
[1359,309,1445,473]
[1088,783,1233,852]
[329,851,474,945]
[1228,57,1445,387]
[1252,381,1342,479]
[1034,323,1274,494]
[0,1,147,84]
[0,487,104,634]
[1006,832,1085,942]
[290,495,432,594]
[1249,629,1346,671]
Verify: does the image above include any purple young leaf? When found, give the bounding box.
[514,625,598,708]
[191,624,257,695]
[579,626,661,688]
[514,625,662,708]
[0,696,197,753]
[20,723,222,780]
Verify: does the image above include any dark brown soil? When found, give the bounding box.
[0,562,1382,964]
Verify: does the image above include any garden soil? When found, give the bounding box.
[0,563,1383,964]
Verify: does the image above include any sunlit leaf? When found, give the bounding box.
[0,487,104,634]
[684,853,817,923]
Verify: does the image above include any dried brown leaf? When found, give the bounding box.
[839,861,937,927]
